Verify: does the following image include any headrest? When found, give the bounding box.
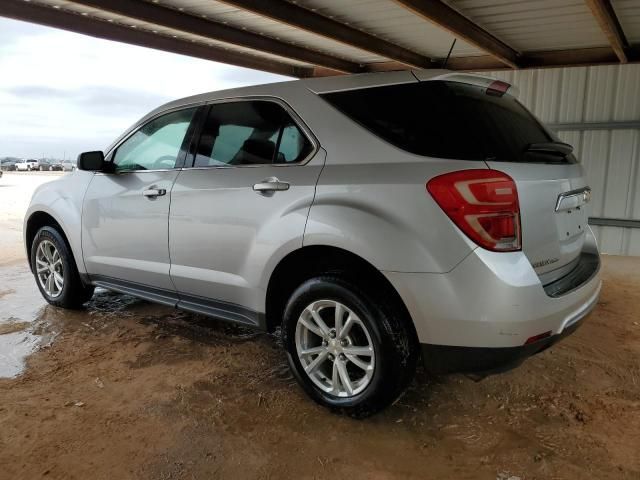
[231,139,276,165]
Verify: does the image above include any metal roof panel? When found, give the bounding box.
[450,0,610,51]
[294,0,483,57]
[612,0,640,42]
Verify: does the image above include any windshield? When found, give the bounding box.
[321,80,576,164]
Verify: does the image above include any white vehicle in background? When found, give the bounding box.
[60,160,76,172]
[16,159,39,171]
[15,159,29,171]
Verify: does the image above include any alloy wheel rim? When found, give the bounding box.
[295,299,375,398]
[36,240,64,298]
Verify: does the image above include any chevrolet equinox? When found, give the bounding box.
[25,71,601,417]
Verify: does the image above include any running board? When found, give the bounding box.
[90,275,265,330]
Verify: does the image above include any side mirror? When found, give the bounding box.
[77,151,105,171]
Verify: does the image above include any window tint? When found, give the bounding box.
[194,101,313,167]
[275,122,314,164]
[210,125,254,165]
[321,81,569,163]
[113,108,196,172]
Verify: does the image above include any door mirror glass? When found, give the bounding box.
[77,151,105,171]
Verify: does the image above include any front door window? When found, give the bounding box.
[113,108,196,172]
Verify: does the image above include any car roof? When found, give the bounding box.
[147,69,507,117]
[105,69,508,153]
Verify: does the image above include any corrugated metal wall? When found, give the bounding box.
[486,64,640,256]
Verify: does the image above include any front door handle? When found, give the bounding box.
[143,187,166,198]
[253,177,290,194]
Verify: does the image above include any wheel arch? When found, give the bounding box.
[265,245,418,342]
[25,211,76,273]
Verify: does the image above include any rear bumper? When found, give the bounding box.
[384,228,601,350]
[421,316,583,375]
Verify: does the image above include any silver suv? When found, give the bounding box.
[25,71,601,417]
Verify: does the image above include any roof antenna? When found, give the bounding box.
[442,38,457,69]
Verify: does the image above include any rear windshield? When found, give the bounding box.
[321,81,575,163]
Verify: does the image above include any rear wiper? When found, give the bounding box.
[525,142,573,157]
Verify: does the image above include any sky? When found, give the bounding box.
[0,17,289,160]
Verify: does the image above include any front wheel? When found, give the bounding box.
[31,226,94,309]
[282,276,418,418]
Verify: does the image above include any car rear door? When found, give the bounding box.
[169,99,324,326]
[82,106,200,295]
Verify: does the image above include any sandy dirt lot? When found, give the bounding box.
[1,173,639,479]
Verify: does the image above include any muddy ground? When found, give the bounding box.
[1,173,639,479]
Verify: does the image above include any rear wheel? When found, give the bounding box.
[31,226,94,308]
[282,276,418,418]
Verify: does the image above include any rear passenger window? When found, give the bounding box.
[210,124,255,165]
[193,100,313,167]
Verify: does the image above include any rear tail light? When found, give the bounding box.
[427,169,521,252]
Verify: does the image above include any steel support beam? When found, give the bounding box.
[584,0,630,63]
[589,217,640,229]
[393,0,520,68]
[0,0,313,77]
[549,120,640,131]
[214,0,433,68]
[2,0,640,76]
[438,46,637,71]
[66,0,361,73]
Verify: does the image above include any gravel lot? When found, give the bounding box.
[0,172,639,479]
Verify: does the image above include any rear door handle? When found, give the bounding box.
[253,177,290,194]
[143,187,166,198]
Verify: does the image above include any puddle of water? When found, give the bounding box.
[0,261,267,378]
[0,331,41,377]
[0,263,47,378]
[0,321,30,335]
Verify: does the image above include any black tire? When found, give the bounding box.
[282,275,418,418]
[31,226,94,309]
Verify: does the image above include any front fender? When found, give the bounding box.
[24,171,94,273]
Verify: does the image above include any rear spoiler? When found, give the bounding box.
[412,71,519,97]
[304,69,518,97]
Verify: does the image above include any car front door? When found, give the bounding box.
[82,106,199,296]
[169,99,324,326]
